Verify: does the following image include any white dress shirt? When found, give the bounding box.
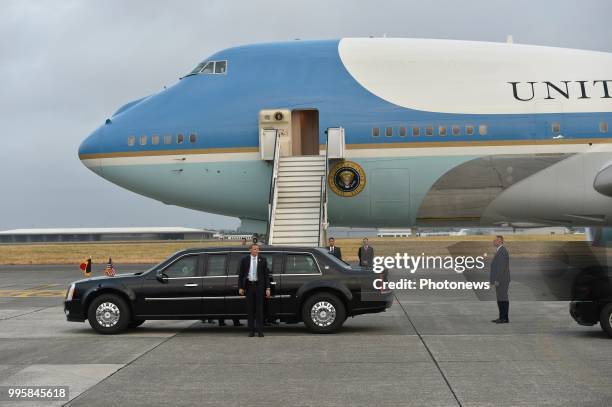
[248,256,258,282]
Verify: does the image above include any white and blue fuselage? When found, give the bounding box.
[79,38,612,230]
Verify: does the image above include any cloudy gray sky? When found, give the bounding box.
[1,0,611,231]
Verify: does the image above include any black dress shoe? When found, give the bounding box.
[496,319,509,324]
[491,318,502,323]
[258,332,264,337]
[248,332,255,337]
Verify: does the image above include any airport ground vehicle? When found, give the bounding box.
[64,247,393,334]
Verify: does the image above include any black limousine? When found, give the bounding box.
[64,246,393,334]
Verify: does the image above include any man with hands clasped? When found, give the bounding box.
[238,244,271,337]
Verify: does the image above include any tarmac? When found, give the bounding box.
[0,263,610,407]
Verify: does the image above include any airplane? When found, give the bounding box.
[78,38,612,246]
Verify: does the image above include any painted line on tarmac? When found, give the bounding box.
[0,289,65,298]
[0,283,65,298]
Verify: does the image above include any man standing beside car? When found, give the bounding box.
[358,237,374,268]
[238,244,271,337]
[327,237,342,261]
[490,235,511,323]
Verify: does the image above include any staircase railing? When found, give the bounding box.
[319,133,330,247]
[265,131,281,245]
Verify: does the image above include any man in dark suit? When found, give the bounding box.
[358,237,374,267]
[327,237,342,260]
[490,235,511,323]
[238,244,271,337]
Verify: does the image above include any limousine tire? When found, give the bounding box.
[600,303,612,337]
[302,292,346,333]
[128,319,146,329]
[87,294,130,335]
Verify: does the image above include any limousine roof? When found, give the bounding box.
[177,246,322,254]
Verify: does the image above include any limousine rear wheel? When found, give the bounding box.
[600,303,612,337]
[302,292,346,333]
[88,294,130,335]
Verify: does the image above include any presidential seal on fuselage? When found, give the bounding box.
[328,161,366,197]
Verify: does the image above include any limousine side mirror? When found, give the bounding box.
[156,271,169,283]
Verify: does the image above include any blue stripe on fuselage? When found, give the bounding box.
[80,39,611,156]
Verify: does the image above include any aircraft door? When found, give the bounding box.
[259,109,291,158]
[291,109,320,156]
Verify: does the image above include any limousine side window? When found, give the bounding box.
[266,254,283,274]
[284,254,319,275]
[228,252,283,275]
[164,255,198,278]
[206,254,227,276]
[228,253,245,276]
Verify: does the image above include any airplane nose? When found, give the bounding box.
[78,126,104,172]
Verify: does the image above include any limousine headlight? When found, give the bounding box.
[65,283,76,301]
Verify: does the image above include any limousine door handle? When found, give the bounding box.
[184,283,198,287]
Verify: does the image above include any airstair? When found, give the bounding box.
[264,128,344,247]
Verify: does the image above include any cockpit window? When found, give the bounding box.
[200,61,214,74]
[185,60,228,77]
[214,61,227,74]
[189,62,205,75]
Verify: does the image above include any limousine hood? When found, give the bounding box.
[72,272,141,285]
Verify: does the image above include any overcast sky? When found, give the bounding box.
[1,0,611,231]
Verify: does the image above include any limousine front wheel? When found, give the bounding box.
[302,293,346,333]
[87,294,130,334]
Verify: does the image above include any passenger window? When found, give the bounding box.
[412,127,420,137]
[228,253,248,276]
[139,135,147,146]
[385,127,393,137]
[438,126,447,136]
[200,62,214,74]
[164,256,198,278]
[176,134,184,144]
[452,125,460,136]
[206,254,227,276]
[372,128,380,137]
[164,135,172,145]
[425,126,433,136]
[399,127,407,137]
[479,124,488,136]
[189,133,197,143]
[284,254,319,275]
[214,61,227,74]
[152,135,160,145]
[128,136,135,146]
[466,125,474,135]
[601,122,609,133]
